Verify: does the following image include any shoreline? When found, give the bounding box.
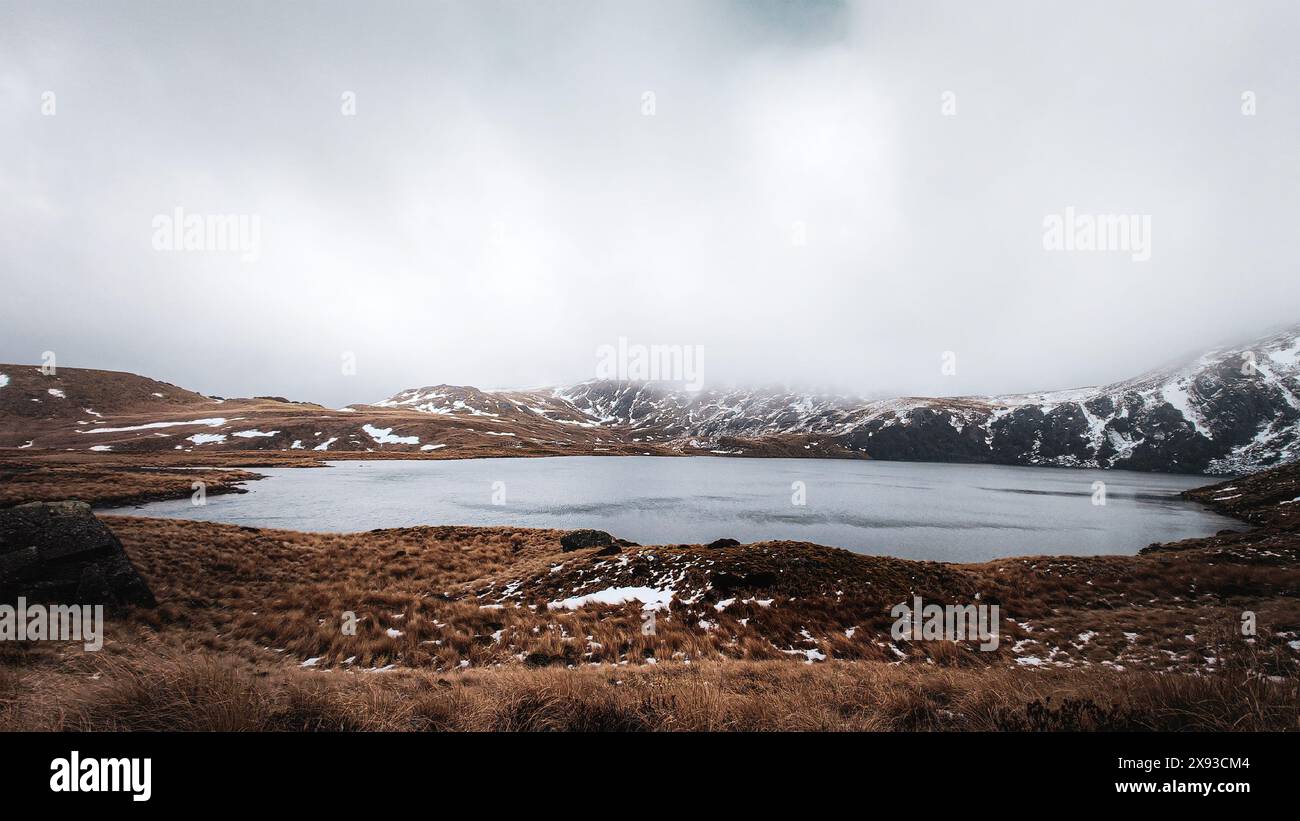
[3,456,1296,731]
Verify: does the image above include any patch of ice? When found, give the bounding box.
[232,429,279,438]
[187,433,227,445]
[88,445,112,452]
[47,388,65,398]
[420,443,446,451]
[313,437,338,451]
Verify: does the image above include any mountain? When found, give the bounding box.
[365,325,1300,474]
[2,325,1297,474]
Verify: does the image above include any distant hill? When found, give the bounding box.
[3,324,1298,474]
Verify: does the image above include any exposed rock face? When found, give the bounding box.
[560,529,615,552]
[0,501,155,610]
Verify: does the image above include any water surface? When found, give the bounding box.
[102,456,1240,562]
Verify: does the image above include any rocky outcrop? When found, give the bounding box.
[0,501,155,611]
[560,529,616,552]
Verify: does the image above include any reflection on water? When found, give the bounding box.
[101,456,1241,562]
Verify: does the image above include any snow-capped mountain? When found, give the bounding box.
[370,325,1300,474]
[5,325,1296,474]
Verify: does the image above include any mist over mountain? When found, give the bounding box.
[4,323,1297,474]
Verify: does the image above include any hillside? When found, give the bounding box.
[2,323,1298,473]
[3,460,1297,732]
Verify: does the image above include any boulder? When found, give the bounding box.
[710,570,778,591]
[0,501,156,611]
[560,529,615,552]
[707,538,741,549]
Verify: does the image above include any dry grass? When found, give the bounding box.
[0,457,266,508]
[12,505,1283,678]
[2,462,1298,732]
[4,646,1295,732]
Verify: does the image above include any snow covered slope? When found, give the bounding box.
[373,325,1300,474]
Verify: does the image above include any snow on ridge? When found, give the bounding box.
[79,417,231,434]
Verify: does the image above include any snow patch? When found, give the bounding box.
[548,586,675,611]
[361,424,419,445]
[80,418,229,434]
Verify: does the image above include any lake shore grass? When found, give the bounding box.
[2,459,1297,731]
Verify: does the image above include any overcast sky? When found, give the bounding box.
[1,1,1297,407]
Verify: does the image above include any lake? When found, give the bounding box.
[101,456,1241,562]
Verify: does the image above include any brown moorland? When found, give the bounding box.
[2,459,1298,731]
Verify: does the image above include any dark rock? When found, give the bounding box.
[560,529,615,552]
[707,538,740,549]
[710,570,778,591]
[711,572,745,590]
[0,501,156,611]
